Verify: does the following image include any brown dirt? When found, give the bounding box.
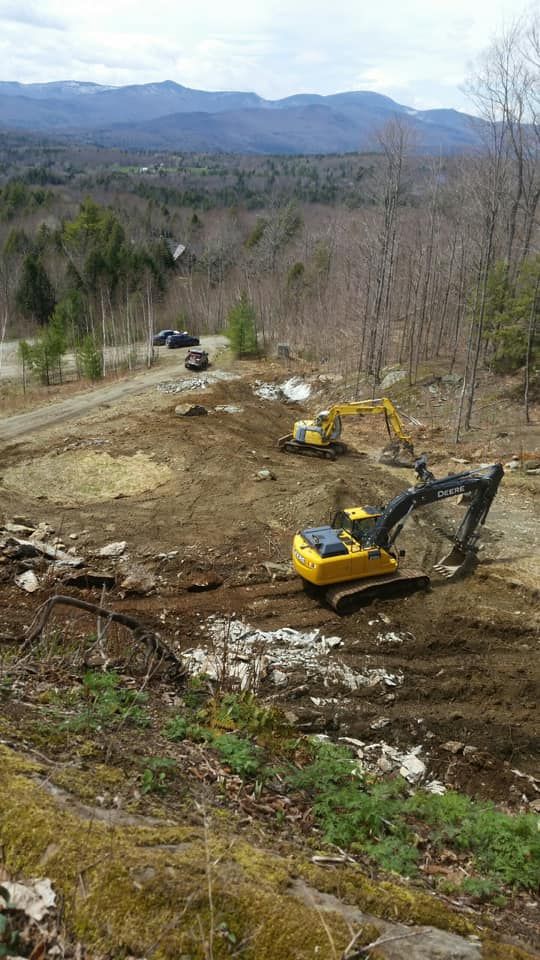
[1,362,538,809]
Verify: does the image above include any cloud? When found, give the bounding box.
[0,0,66,30]
[0,0,527,112]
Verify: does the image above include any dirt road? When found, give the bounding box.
[0,336,228,444]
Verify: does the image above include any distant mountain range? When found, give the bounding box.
[0,80,483,154]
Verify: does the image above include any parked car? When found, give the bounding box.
[152,329,179,346]
[185,348,209,371]
[166,332,200,349]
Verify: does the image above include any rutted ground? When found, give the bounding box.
[0,360,539,957]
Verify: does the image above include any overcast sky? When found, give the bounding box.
[0,0,532,111]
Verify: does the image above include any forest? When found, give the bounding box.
[0,17,538,439]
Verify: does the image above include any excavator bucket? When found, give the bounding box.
[379,439,415,468]
[434,546,476,580]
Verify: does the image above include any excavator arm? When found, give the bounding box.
[315,398,412,446]
[368,459,504,575]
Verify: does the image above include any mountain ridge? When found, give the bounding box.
[0,80,482,154]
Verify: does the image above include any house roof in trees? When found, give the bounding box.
[163,239,187,261]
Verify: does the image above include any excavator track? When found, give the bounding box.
[323,567,430,613]
[278,436,338,460]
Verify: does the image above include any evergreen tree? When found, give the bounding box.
[226,293,258,357]
[16,253,55,325]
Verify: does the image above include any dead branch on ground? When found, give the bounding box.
[21,595,185,677]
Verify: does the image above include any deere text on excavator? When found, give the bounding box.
[292,457,504,613]
[278,397,414,464]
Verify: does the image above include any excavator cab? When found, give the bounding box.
[332,507,381,546]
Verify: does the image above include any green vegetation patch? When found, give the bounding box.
[288,740,540,895]
[59,670,151,732]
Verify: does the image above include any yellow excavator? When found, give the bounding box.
[278,397,414,464]
[292,457,504,612]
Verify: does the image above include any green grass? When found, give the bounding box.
[161,697,539,897]
[61,670,150,732]
[288,740,540,892]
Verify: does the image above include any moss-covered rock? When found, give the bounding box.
[0,746,350,958]
[1,746,537,960]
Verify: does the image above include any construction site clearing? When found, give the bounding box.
[0,350,539,959]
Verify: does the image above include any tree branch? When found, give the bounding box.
[21,595,185,676]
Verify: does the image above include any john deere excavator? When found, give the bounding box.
[278,397,414,464]
[292,457,504,612]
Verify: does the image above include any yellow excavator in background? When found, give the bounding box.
[278,397,414,464]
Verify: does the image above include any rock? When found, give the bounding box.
[174,403,208,417]
[441,373,463,385]
[255,469,276,481]
[425,780,446,795]
[15,570,40,592]
[529,799,540,813]
[4,536,84,568]
[272,669,288,686]
[99,541,127,558]
[185,573,223,592]
[69,533,79,540]
[442,740,464,755]
[63,571,116,590]
[463,745,478,757]
[379,368,407,391]
[371,717,390,730]
[262,560,293,579]
[30,522,54,541]
[214,404,243,414]
[525,459,540,471]
[120,566,157,595]
[4,522,35,535]
[399,754,426,783]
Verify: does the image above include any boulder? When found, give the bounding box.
[15,570,40,593]
[379,368,406,391]
[99,541,127,558]
[174,403,208,417]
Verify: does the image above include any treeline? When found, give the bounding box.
[0,16,538,432]
[1,198,176,383]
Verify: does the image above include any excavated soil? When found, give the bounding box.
[1,365,538,809]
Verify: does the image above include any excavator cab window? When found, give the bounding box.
[333,511,379,546]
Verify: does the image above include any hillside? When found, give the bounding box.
[0,345,538,958]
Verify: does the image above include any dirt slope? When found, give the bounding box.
[1,365,538,793]
[0,360,538,957]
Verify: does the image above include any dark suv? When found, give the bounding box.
[166,332,200,349]
[185,348,209,371]
[152,328,179,346]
